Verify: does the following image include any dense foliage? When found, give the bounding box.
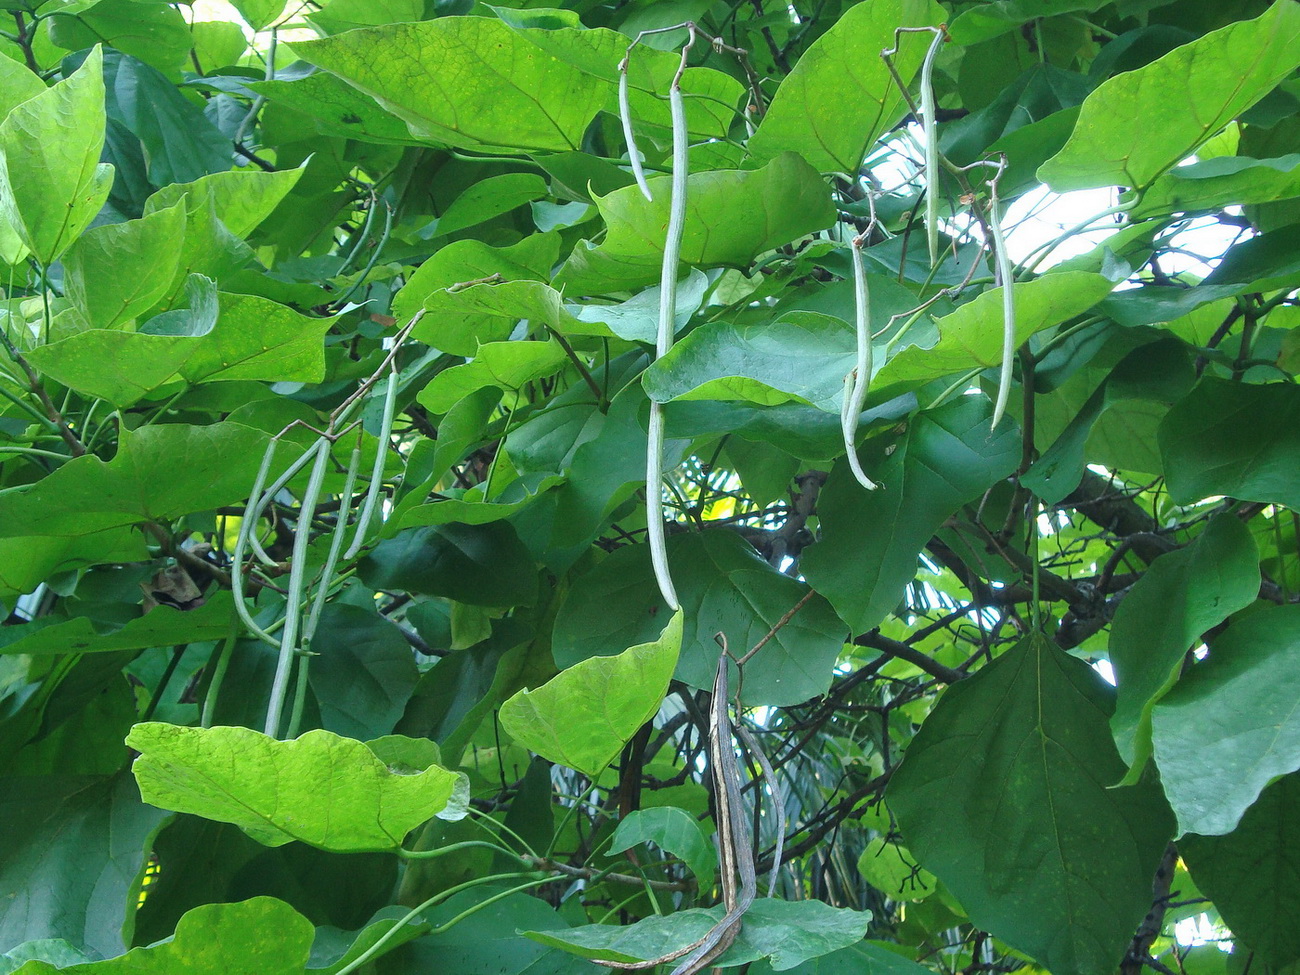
[3,1,1300,974]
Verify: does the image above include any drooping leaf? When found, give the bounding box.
[526,898,871,972]
[127,723,470,852]
[13,898,314,975]
[1151,603,1300,836]
[1133,153,1300,218]
[307,603,420,741]
[292,19,609,152]
[557,153,835,294]
[0,422,275,538]
[358,522,538,608]
[500,612,681,778]
[1159,378,1300,508]
[417,339,570,413]
[608,806,716,892]
[1180,772,1300,970]
[746,0,946,173]
[99,50,231,189]
[801,397,1020,635]
[0,46,113,264]
[46,2,193,75]
[873,271,1118,399]
[26,292,333,406]
[887,633,1175,975]
[1108,515,1259,776]
[0,593,235,656]
[643,312,860,412]
[856,838,936,903]
[61,201,187,329]
[553,530,848,707]
[1039,3,1300,192]
[0,773,168,958]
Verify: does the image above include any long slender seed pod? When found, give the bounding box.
[246,444,324,568]
[646,71,690,611]
[264,438,330,738]
[920,29,943,268]
[344,365,399,560]
[735,722,785,895]
[233,439,285,646]
[619,59,654,202]
[843,236,880,490]
[200,610,240,728]
[987,168,1015,429]
[306,442,363,644]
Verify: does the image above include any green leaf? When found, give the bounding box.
[887,633,1175,975]
[746,941,941,975]
[948,1,1107,44]
[856,838,936,903]
[1180,772,1300,970]
[358,522,538,608]
[127,723,470,852]
[27,292,333,406]
[292,19,608,152]
[1108,515,1259,776]
[100,51,230,189]
[308,0,424,34]
[0,422,275,537]
[0,46,113,265]
[395,233,561,345]
[874,271,1118,398]
[393,474,564,531]
[0,593,235,656]
[500,611,681,778]
[417,339,570,414]
[14,898,314,975]
[557,152,836,294]
[1159,378,1300,507]
[1133,153,1300,218]
[307,604,420,742]
[230,0,284,30]
[609,806,716,892]
[1151,603,1300,836]
[432,173,550,237]
[0,773,168,957]
[554,530,849,707]
[250,73,418,145]
[397,886,590,975]
[46,3,193,76]
[1039,3,1300,192]
[643,312,859,411]
[801,397,1020,635]
[746,0,946,173]
[0,56,45,119]
[61,201,187,329]
[526,898,871,972]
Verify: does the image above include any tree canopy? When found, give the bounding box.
[2,2,1300,975]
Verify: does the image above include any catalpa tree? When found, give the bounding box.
[1,2,1299,975]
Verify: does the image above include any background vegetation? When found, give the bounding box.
[2,1,1300,975]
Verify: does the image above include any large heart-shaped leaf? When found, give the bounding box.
[500,612,681,778]
[801,397,1019,635]
[1180,772,1300,970]
[12,898,313,975]
[0,46,113,264]
[292,19,608,152]
[553,530,847,706]
[557,152,835,294]
[1039,2,1300,192]
[1108,514,1259,776]
[746,0,946,173]
[888,633,1175,975]
[127,724,469,852]
[1151,603,1300,836]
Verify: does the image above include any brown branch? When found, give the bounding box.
[853,631,965,684]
